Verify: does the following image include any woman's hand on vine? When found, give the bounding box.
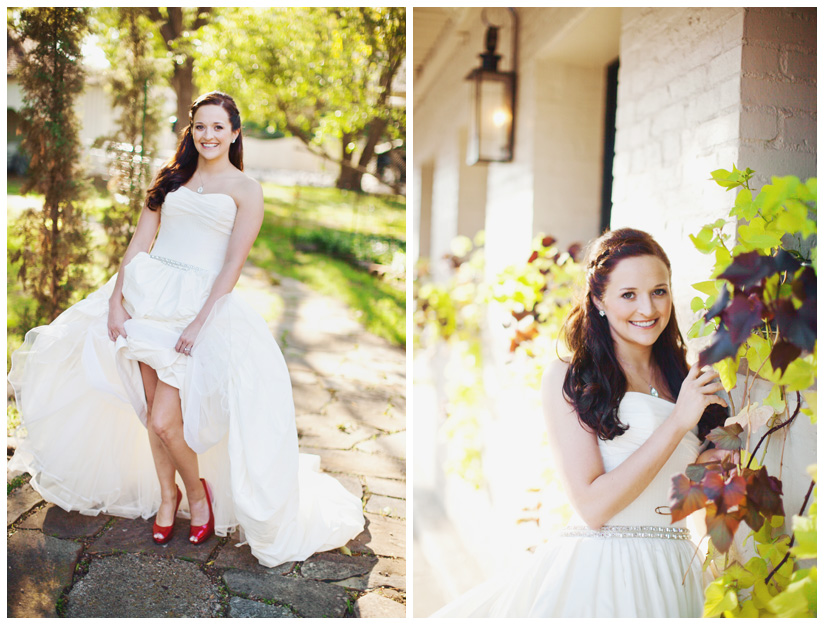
[175,319,204,357]
[671,362,727,432]
[107,299,132,342]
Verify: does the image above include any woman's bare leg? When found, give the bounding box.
[139,362,178,527]
[149,379,210,527]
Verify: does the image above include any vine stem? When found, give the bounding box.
[746,392,802,470]
[764,478,816,584]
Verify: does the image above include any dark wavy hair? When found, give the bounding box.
[559,228,727,442]
[146,91,244,211]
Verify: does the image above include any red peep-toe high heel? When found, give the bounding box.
[153,485,182,544]
[189,478,214,545]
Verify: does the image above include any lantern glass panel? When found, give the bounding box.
[467,71,513,164]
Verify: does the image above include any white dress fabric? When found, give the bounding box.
[8,186,365,567]
[432,392,705,618]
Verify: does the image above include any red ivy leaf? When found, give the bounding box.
[701,471,725,504]
[791,265,816,301]
[744,466,784,518]
[722,474,747,511]
[721,292,766,345]
[705,502,743,553]
[775,297,816,354]
[527,250,539,264]
[669,474,707,523]
[770,339,802,375]
[718,250,779,289]
[740,498,765,532]
[706,423,744,451]
[704,285,731,322]
[698,325,741,367]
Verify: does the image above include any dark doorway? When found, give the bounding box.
[600,58,619,233]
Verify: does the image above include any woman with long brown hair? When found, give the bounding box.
[9,92,364,566]
[433,228,727,617]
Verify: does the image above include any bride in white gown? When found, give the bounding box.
[432,228,728,617]
[8,91,364,567]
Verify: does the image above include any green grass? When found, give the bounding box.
[250,201,406,346]
[7,178,406,349]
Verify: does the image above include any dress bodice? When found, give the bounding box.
[567,392,700,528]
[149,186,237,274]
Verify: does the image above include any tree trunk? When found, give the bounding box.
[172,57,195,132]
[336,133,363,192]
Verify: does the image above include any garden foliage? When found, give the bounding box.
[11,7,92,322]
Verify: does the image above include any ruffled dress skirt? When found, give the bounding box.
[9,190,364,567]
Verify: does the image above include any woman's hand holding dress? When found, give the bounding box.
[107,299,132,341]
[176,318,204,355]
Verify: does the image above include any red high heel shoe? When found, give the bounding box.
[189,478,214,545]
[153,485,182,544]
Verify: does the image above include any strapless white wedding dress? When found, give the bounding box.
[432,392,705,618]
[8,186,365,567]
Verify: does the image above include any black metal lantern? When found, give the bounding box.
[466,18,517,165]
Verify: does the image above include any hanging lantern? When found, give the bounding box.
[466,23,516,165]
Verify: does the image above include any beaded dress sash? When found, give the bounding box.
[561,525,691,540]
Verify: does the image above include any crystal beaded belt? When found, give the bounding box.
[150,255,205,272]
[561,525,691,540]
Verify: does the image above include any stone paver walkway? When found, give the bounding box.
[7,264,406,618]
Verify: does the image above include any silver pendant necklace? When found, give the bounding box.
[619,357,659,398]
[196,170,205,194]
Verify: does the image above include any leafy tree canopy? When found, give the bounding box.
[194,7,405,189]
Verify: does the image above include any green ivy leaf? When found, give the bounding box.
[711,244,733,277]
[801,390,816,424]
[738,217,783,251]
[733,599,760,618]
[690,225,717,254]
[790,514,816,559]
[693,279,723,299]
[715,356,739,391]
[751,580,776,610]
[690,296,705,313]
[744,556,769,580]
[775,198,812,237]
[766,570,815,618]
[777,355,816,392]
[733,187,757,220]
[763,385,786,413]
[704,579,739,617]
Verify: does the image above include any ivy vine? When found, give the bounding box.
[671,165,817,618]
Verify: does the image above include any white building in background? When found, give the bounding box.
[413,7,816,615]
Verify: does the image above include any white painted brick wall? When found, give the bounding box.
[612,7,745,347]
[740,7,816,184]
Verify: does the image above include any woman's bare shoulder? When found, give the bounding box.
[541,357,571,391]
[230,173,263,208]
